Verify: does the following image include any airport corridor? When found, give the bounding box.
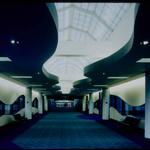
[6,112,142,149]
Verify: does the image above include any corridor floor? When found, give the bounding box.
[12,112,142,149]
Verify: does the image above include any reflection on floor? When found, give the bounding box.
[5,112,144,149]
[1,111,150,149]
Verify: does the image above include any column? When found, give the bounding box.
[38,93,43,114]
[44,95,48,112]
[145,72,150,138]
[25,87,32,119]
[102,88,110,120]
[99,91,102,115]
[82,95,86,112]
[89,93,94,114]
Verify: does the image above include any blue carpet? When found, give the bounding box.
[12,112,142,149]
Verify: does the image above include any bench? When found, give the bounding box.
[120,115,140,129]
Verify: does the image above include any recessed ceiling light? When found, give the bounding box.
[136,58,150,63]
[10,40,15,44]
[0,57,12,62]
[11,76,32,79]
[143,41,149,45]
[107,76,128,79]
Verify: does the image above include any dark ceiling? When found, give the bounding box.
[0,3,60,94]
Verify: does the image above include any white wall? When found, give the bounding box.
[109,76,145,129]
[110,76,145,106]
[0,77,26,104]
[0,76,40,104]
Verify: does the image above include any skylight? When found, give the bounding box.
[55,3,131,42]
[45,3,135,94]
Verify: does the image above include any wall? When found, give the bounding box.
[0,76,40,104]
[0,77,26,104]
[109,76,145,129]
[110,76,145,106]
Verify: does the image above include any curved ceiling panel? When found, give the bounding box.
[73,78,100,94]
[44,56,98,93]
[44,3,135,94]
[84,3,150,88]
[84,4,139,78]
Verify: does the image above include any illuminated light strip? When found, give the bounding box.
[0,57,12,62]
[107,76,128,79]
[136,58,150,63]
[11,76,32,79]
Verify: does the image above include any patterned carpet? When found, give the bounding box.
[12,112,142,149]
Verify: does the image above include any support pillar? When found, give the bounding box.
[82,95,86,112]
[38,93,43,114]
[102,88,110,120]
[88,93,94,114]
[145,72,150,138]
[44,95,48,111]
[25,87,32,119]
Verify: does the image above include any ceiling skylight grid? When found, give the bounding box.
[55,3,131,42]
[44,3,133,93]
[95,4,105,16]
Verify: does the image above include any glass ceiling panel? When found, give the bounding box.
[55,3,131,42]
[95,4,105,16]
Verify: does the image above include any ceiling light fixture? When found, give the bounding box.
[11,76,32,79]
[136,58,150,63]
[143,41,149,45]
[0,57,12,62]
[107,76,128,79]
[10,40,15,44]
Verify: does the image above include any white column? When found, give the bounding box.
[89,93,94,114]
[25,87,32,120]
[82,95,86,112]
[38,93,43,114]
[102,88,110,120]
[44,95,48,111]
[145,73,150,139]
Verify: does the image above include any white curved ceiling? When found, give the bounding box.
[44,3,135,93]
